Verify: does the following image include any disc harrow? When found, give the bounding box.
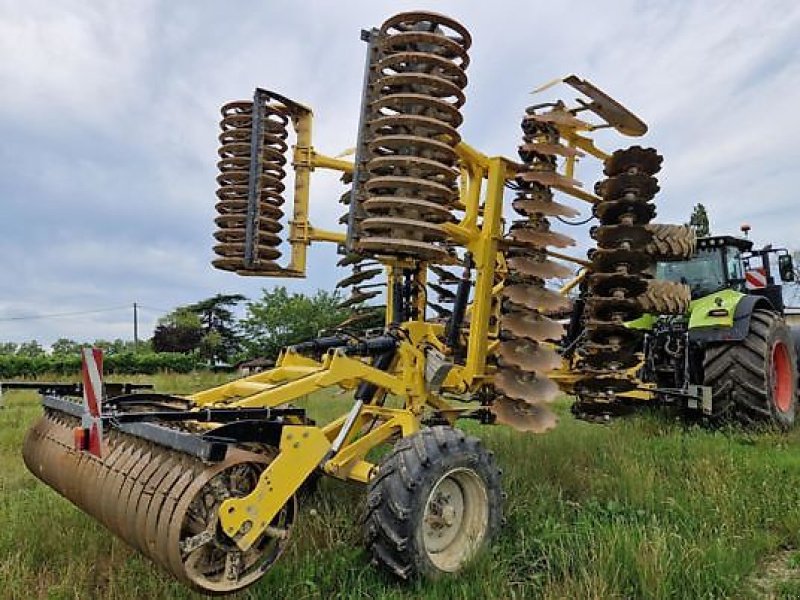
[20,8,690,594]
[491,109,572,433]
[575,146,663,408]
[357,11,471,261]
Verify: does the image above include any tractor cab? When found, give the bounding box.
[655,233,795,311]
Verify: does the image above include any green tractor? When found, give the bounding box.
[633,232,799,427]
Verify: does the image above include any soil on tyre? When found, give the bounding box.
[644,224,696,261]
[364,426,503,579]
[703,308,798,428]
[637,279,691,315]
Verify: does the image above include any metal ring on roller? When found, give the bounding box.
[213,100,289,272]
[357,12,470,260]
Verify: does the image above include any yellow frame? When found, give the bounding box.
[202,94,656,551]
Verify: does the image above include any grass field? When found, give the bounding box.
[3,373,800,599]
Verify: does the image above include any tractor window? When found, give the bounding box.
[726,247,744,284]
[656,248,726,298]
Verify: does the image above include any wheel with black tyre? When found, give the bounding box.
[643,224,696,261]
[637,279,691,315]
[702,309,798,428]
[364,426,503,579]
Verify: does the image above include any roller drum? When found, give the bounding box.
[357,11,471,261]
[23,408,294,595]
[213,100,289,273]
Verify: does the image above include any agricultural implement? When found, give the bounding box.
[22,10,742,594]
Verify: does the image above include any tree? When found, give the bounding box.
[16,340,46,357]
[240,287,348,359]
[185,294,245,362]
[0,342,18,356]
[92,338,144,355]
[687,203,711,237]
[151,307,204,354]
[51,338,84,355]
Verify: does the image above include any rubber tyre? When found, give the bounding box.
[364,426,503,580]
[637,280,691,315]
[703,309,798,428]
[644,224,696,261]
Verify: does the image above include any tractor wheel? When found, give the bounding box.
[643,224,696,261]
[637,280,691,314]
[364,426,503,580]
[703,309,798,428]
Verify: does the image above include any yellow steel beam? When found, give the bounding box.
[309,152,354,174]
[219,425,331,551]
[324,407,420,480]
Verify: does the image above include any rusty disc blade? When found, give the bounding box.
[585,321,643,347]
[517,169,582,189]
[509,225,575,249]
[430,265,460,284]
[337,268,382,288]
[589,248,651,274]
[501,313,564,341]
[578,344,641,370]
[519,142,583,160]
[524,111,591,130]
[592,224,653,249]
[587,272,648,299]
[604,146,663,177]
[494,368,560,403]
[357,237,449,262]
[596,173,659,201]
[429,282,456,301]
[593,198,656,226]
[585,297,643,323]
[507,256,572,279]
[497,339,562,374]
[513,197,580,218]
[428,302,453,318]
[338,289,381,309]
[503,284,571,312]
[336,310,383,328]
[491,396,558,433]
[337,253,366,267]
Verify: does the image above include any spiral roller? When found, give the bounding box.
[23,408,294,594]
[574,146,663,408]
[213,96,289,273]
[490,109,575,434]
[356,11,471,262]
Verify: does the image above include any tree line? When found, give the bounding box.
[1,287,359,377]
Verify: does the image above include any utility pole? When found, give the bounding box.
[133,302,139,351]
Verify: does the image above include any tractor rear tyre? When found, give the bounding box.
[364,426,503,580]
[637,280,691,315]
[644,224,696,261]
[703,309,798,428]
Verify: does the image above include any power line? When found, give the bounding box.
[136,304,172,313]
[0,306,131,322]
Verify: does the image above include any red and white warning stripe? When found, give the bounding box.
[76,347,104,457]
[745,267,767,289]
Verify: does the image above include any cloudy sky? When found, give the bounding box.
[1,0,799,345]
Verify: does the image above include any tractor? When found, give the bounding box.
[563,230,799,427]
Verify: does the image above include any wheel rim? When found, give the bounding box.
[173,460,296,593]
[422,467,489,572]
[771,340,793,413]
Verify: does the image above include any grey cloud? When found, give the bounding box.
[1,0,799,344]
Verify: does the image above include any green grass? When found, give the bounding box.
[3,374,800,598]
